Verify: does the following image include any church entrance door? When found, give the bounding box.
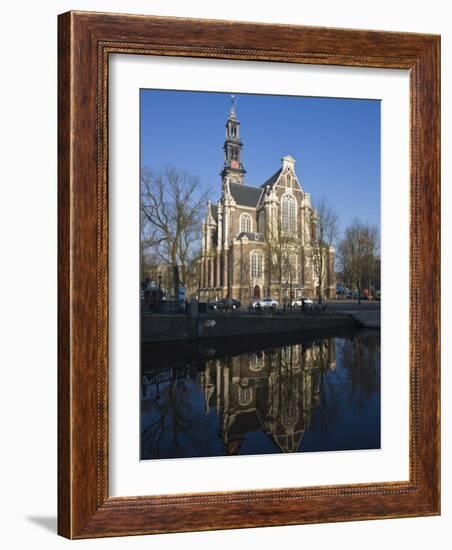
[253,285,261,299]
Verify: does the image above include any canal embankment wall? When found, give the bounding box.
[141,313,359,343]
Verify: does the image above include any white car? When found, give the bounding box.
[291,297,313,307]
[253,297,278,309]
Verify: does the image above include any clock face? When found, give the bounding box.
[231,160,239,169]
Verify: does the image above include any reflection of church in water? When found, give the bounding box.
[201,338,336,454]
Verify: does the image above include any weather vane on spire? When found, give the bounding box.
[230,94,238,115]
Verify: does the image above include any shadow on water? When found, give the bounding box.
[140,328,380,460]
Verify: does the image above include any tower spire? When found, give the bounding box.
[221,95,246,185]
[230,94,237,116]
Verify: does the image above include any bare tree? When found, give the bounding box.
[141,250,160,283]
[183,247,203,299]
[339,332,380,407]
[141,166,210,298]
[338,220,379,304]
[141,373,213,459]
[230,244,252,303]
[306,199,339,303]
[264,216,298,303]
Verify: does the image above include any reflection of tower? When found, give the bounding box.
[201,361,216,413]
[211,350,267,455]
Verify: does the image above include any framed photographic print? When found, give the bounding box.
[58,11,440,538]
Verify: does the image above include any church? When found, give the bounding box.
[199,99,335,303]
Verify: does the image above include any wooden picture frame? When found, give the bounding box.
[58,11,440,538]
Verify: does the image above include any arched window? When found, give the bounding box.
[282,194,297,235]
[249,352,264,372]
[286,173,291,188]
[238,385,253,407]
[250,250,264,278]
[240,213,252,233]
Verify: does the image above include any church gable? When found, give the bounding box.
[276,156,303,193]
[257,156,303,209]
[259,156,302,190]
[276,172,303,194]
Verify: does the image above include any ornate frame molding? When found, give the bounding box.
[58,11,440,538]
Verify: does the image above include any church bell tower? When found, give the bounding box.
[221,95,246,185]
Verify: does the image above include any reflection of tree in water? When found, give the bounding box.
[306,340,341,433]
[141,373,212,459]
[339,333,380,408]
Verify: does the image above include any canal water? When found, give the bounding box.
[141,329,380,460]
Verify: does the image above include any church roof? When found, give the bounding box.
[218,164,286,210]
[229,182,263,207]
[260,168,282,189]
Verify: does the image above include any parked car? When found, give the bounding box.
[208,298,241,310]
[291,297,313,307]
[251,297,278,310]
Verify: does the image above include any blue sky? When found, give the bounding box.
[140,89,380,233]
